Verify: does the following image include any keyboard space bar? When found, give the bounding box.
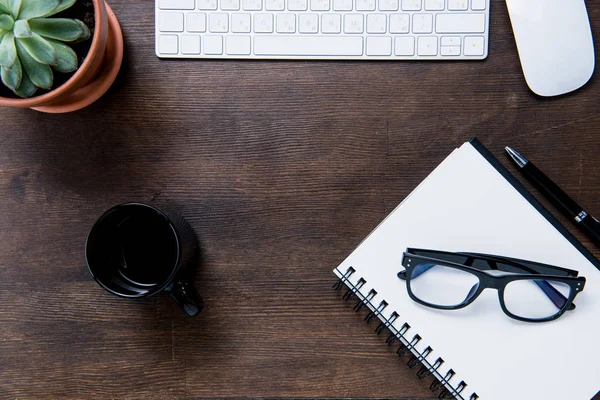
[254,36,364,56]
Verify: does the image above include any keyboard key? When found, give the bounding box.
[204,35,223,54]
[344,14,364,33]
[243,0,262,9]
[221,0,240,10]
[471,0,486,10]
[440,45,460,56]
[265,0,284,10]
[389,13,409,33]
[254,36,363,55]
[366,14,386,33]
[197,0,217,9]
[447,0,467,10]
[401,0,421,11]
[254,13,274,32]
[394,36,414,55]
[356,0,375,11]
[333,0,352,11]
[441,36,460,46]
[366,36,391,55]
[379,0,398,11]
[321,14,341,33]
[159,0,195,9]
[226,35,251,54]
[159,12,184,32]
[417,36,437,55]
[412,13,432,33]
[232,13,251,32]
[299,13,318,33]
[181,35,201,54]
[209,13,229,32]
[311,0,330,10]
[288,0,308,10]
[159,34,179,54]
[435,13,485,33]
[464,36,484,56]
[187,13,206,32]
[277,13,296,32]
[424,0,443,10]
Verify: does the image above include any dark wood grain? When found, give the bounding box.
[1,0,599,398]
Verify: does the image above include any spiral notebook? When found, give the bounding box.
[333,138,600,400]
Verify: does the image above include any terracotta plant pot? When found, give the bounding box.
[0,0,124,113]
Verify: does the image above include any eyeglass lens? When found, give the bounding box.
[409,264,480,307]
[503,279,571,320]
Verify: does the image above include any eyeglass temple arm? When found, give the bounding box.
[459,252,577,277]
[406,248,575,276]
[534,280,573,310]
[403,250,552,277]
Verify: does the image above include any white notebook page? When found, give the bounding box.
[334,142,600,400]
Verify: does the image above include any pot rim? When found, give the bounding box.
[0,0,107,107]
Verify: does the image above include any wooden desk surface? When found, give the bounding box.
[1,1,599,398]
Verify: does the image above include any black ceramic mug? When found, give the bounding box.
[85,203,203,316]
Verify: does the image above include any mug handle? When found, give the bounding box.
[169,280,204,316]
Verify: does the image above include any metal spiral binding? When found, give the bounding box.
[333,267,479,400]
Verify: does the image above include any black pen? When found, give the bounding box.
[506,146,600,248]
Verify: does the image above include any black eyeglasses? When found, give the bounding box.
[397,248,586,323]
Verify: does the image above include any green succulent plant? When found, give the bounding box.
[0,0,90,98]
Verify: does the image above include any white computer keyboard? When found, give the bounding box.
[155,0,489,60]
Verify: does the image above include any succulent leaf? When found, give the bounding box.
[29,17,87,42]
[15,38,51,88]
[0,30,6,42]
[1,55,21,88]
[46,0,76,16]
[18,0,60,20]
[73,18,89,41]
[47,38,75,72]
[9,0,21,19]
[0,1,10,15]
[14,69,35,97]
[0,14,13,30]
[13,19,31,37]
[17,32,56,65]
[0,31,16,68]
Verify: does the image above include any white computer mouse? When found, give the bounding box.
[505,0,596,97]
